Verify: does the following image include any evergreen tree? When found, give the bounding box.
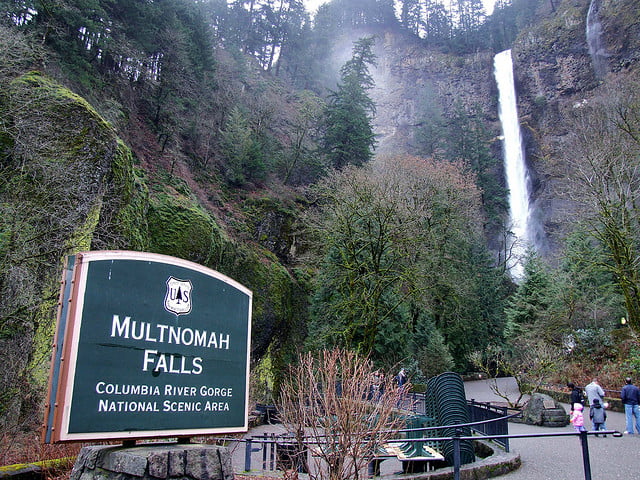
[504,250,551,339]
[483,0,543,52]
[270,0,310,77]
[423,0,452,43]
[323,36,377,169]
[315,0,396,29]
[411,308,455,379]
[540,231,624,351]
[220,106,265,186]
[414,85,445,155]
[399,0,422,35]
[443,102,508,231]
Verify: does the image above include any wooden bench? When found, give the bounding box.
[383,442,445,472]
[310,441,443,476]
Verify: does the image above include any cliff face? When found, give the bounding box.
[512,0,640,255]
[328,30,506,254]
[0,72,143,423]
[370,32,499,155]
[371,32,500,154]
[364,0,640,259]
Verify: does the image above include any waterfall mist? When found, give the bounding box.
[494,49,532,280]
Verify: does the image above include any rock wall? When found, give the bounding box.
[0,72,308,427]
[70,444,233,480]
[370,32,499,156]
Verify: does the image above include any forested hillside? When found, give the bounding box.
[1,0,640,453]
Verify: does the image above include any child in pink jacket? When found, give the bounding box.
[570,403,586,432]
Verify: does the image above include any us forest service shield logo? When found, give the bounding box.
[164,276,193,315]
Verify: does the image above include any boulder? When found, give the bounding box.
[521,393,569,427]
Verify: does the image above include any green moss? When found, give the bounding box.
[156,168,193,196]
[109,142,150,250]
[240,195,301,259]
[29,200,104,385]
[1,72,156,422]
[147,192,224,264]
[11,72,112,132]
[215,241,309,397]
[0,457,75,473]
[7,72,119,171]
[252,353,277,403]
[73,200,103,252]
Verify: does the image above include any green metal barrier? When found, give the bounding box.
[425,372,476,467]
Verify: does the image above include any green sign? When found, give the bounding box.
[44,251,252,442]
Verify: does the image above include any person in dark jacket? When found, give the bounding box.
[397,368,407,387]
[589,398,607,436]
[621,377,640,434]
[567,382,584,413]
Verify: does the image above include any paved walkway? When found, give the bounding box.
[464,378,639,479]
[235,378,640,479]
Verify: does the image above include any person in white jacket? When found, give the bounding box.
[585,378,606,429]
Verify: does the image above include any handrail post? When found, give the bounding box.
[368,459,380,477]
[262,434,268,470]
[270,433,276,470]
[244,438,252,471]
[579,431,592,480]
[452,429,461,480]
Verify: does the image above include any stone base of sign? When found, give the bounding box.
[70,444,233,480]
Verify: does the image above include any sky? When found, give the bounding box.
[303,0,497,16]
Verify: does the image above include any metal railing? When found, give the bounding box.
[405,392,514,451]
[466,398,517,451]
[241,412,517,471]
[239,428,621,480]
[443,429,622,480]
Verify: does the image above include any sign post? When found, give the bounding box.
[43,251,252,443]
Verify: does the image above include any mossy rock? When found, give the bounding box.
[7,72,117,166]
[241,196,300,262]
[95,143,150,251]
[0,72,145,427]
[147,191,223,264]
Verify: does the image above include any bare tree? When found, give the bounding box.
[468,340,563,408]
[566,80,640,334]
[277,348,408,480]
[0,25,43,85]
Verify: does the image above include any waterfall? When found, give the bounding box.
[494,49,531,280]
[586,0,607,79]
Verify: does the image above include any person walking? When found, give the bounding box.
[589,398,607,436]
[570,403,586,432]
[585,378,606,429]
[585,378,605,406]
[397,368,407,388]
[620,377,640,434]
[395,367,408,408]
[567,382,584,413]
